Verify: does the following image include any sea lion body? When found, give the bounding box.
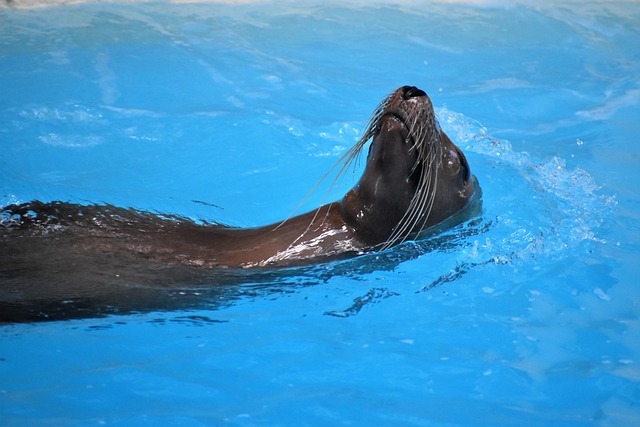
[0,86,480,320]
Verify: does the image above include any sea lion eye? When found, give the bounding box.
[447,149,459,166]
[447,148,471,182]
[446,149,465,178]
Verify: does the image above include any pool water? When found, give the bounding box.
[1,0,639,425]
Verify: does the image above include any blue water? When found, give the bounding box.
[1,0,639,425]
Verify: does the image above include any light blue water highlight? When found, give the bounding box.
[1,1,639,425]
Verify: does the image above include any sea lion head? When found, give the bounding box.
[340,85,477,248]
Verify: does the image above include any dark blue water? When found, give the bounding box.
[1,1,639,425]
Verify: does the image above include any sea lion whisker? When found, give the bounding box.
[276,95,392,246]
[381,166,427,248]
[405,166,436,237]
[404,166,439,241]
[379,113,444,250]
[279,142,366,248]
[273,137,364,232]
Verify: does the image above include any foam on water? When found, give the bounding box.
[440,108,616,256]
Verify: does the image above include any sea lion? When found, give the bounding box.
[0,86,479,321]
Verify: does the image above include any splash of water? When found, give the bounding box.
[437,107,616,264]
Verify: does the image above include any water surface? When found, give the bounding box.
[0,1,639,425]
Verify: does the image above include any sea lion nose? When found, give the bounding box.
[403,86,427,99]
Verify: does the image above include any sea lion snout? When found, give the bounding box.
[402,86,427,99]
